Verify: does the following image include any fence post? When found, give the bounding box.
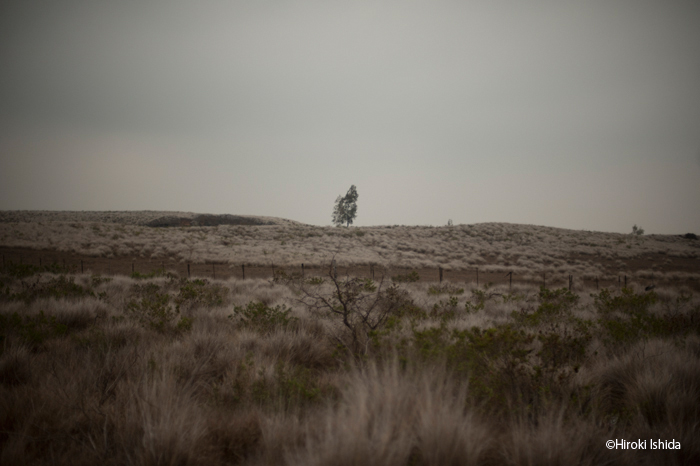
[508,271,512,292]
[618,276,621,288]
[187,263,190,278]
[596,277,599,290]
[132,262,134,274]
[371,264,374,280]
[213,263,215,279]
[162,261,164,272]
[476,268,479,287]
[624,275,627,288]
[302,263,305,278]
[568,275,572,291]
[439,266,443,283]
[543,272,546,289]
[81,260,84,274]
[242,264,245,280]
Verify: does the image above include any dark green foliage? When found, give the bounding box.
[592,287,697,346]
[0,310,68,349]
[430,296,459,319]
[7,275,95,303]
[332,185,359,227]
[251,362,322,409]
[411,323,534,406]
[125,283,177,332]
[392,270,420,283]
[512,287,579,326]
[174,278,228,311]
[90,274,112,287]
[305,276,325,285]
[230,301,297,334]
[464,289,488,313]
[1,261,72,279]
[593,287,656,316]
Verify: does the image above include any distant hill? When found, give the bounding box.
[0,210,301,227]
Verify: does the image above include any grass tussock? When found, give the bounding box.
[1,263,699,465]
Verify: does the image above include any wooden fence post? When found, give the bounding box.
[81,260,84,274]
[213,263,215,279]
[132,262,134,274]
[187,263,190,278]
[302,263,305,278]
[596,277,599,290]
[508,271,512,292]
[476,268,479,287]
[241,264,245,280]
[624,275,627,288]
[439,267,443,283]
[543,272,546,289]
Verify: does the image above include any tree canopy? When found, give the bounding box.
[332,185,358,227]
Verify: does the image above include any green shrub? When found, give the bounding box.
[391,270,420,283]
[589,288,694,346]
[9,275,95,303]
[0,310,68,349]
[431,296,460,319]
[174,278,228,311]
[176,316,194,332]
[305,276,324,285]
[512,287,579,326]
[464,289,488,313]
[125,283,177,332]
[1,262,72,279]
[411,323,535,406]
[230,301,297,334]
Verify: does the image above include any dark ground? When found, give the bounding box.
[2,246,698,291]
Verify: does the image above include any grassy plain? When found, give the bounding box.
[1,212,699,464]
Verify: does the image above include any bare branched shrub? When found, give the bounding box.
[295,264,407,356]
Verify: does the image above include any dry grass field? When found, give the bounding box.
[1,211,699,465]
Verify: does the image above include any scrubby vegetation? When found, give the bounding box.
[2,212,699,287]
[1,261,699,465]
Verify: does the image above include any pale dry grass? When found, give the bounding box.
[1,263,699,465]
[2,212,698,280]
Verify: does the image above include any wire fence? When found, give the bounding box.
[0,249,677,292]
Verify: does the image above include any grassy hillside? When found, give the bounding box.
[1,212,698,284]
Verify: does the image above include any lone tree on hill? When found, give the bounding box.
[332,185,358,227]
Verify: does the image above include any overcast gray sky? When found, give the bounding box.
[1,0,699,233]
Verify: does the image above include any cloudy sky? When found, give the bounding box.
[1,0,699,233]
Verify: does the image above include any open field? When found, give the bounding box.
[1,210,699,288]
[1,211,699,464]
